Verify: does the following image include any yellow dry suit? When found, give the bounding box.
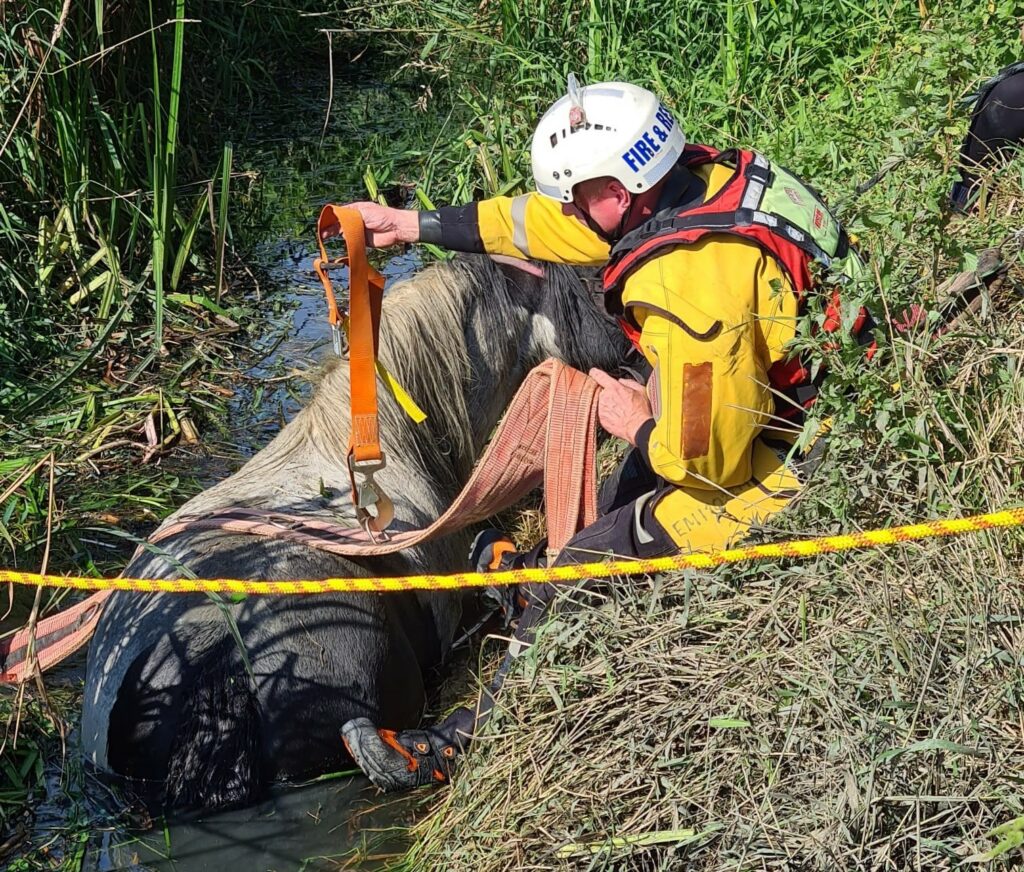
[421,158,820,552]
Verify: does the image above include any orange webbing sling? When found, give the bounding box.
[0,359,601,683]
[314,205,393,532]
[1,208,603,683]
[147,359,600,558]
[0,591,110,683]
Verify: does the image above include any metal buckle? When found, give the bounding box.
[348,455,385,508]
[348,455,393,534]
[329,317,351,357]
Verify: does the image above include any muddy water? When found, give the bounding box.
[41,70,445,871]
[50,233,430,870]
[85,268,430,872]
[95,778,426,871]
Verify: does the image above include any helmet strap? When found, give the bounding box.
[655,164,705,213]
[575,190,641,244]
[611,165,705,243]
[611,207,632,244]
[572,204,617,244]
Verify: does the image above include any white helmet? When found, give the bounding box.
[531,75,686,202]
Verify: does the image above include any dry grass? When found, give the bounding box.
[415,536,1023,870]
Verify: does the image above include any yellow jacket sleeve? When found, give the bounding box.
[624,235,799,489]
[476,193,610,265]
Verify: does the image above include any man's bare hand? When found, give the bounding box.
[328,202,419,248]
[588,368,653,445]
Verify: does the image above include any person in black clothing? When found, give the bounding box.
[952,61,1024,210]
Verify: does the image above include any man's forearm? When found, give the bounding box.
[392,209,420,243]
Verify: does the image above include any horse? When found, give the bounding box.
[80,254,631,810]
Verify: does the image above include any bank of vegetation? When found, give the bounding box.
[324,0,1024,869]
[0,1,348,570]
[0,0,342,859]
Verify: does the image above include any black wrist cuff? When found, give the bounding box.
[437,203,485,253]
[418,211,443,245]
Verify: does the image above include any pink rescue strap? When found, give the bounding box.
[1,359,599,683]
[1,590,110,682]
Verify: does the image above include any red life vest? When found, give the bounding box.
[601,144,871,419]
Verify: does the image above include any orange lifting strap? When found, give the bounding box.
[313,205,393,532]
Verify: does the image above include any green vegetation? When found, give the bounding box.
[0,1,335,567]
[0,2,340,863]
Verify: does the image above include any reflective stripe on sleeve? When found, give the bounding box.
[510,194,532,258]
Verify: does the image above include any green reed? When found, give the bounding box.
[0,1,335,418]
[0,0,346,602]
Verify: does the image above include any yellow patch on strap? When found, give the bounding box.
[340,315,427,424]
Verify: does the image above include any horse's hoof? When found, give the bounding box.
[341,717,459,792]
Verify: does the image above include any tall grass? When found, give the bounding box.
[147,0,186,353]
[0,1,323,414]
[0,0,339,561]
[335,0,929,203]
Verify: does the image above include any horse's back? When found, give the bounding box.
[82,531,449,806]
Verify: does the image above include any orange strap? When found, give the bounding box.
[314,205,386,464]
[148,359,599,557]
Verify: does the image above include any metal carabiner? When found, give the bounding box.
[331,321,350,358]
[348,455,394,534]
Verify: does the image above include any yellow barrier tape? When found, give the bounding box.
[1,508,1022,595]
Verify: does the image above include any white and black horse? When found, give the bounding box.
[81,255,630,809]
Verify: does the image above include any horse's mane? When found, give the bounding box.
[178,255,601,517]
[352,256,502,489]
[365,257,606,489]
[248,256,523,497]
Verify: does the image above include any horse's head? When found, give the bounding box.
[497,260,633,373]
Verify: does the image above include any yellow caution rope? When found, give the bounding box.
[1,508,1021,595]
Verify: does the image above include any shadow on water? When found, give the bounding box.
[20,68,446,872]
